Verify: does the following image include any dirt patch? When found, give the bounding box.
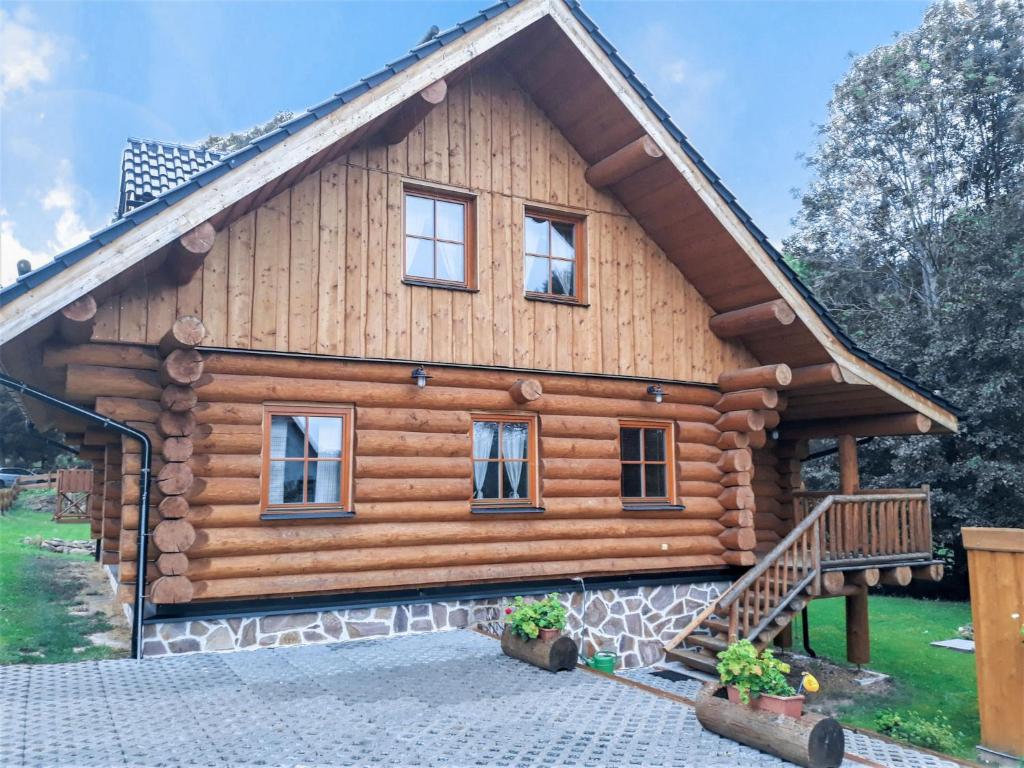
[778,651,893,718]
[68,561,131,652]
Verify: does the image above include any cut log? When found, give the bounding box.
[500,626,578,672]
[58,294,98,344]
[911,563,944,582]
[716,388,779,412]
[162,436,194,462]
[719,486,755,510]
[158,316,207,356]
[848,568,880,587]
[719,364,792,393]
[157,410,197,438]
[156,463,194,496]
[167,222,216,285]
[695,686,845,768]
[156,552,189,576]
[718,509,753,529]
[716,410,765,433]
[716,431,750,450]
[158,495,189,520]
[781,413,932,439]
[760,411,781,430]
[879,566,912,587]
[150,575,194,604]
[160,384,198,413]
[584,135,663,188]
[675,421,720,446]
[786,363,843,390]
[538,437,618,460]
[709,299,796,339]
[720,471,751,488]
[152,519,196,553]
[355,430,470,458]
[723,550,758,567]
[747,430,768,449]
[539,458,620,481]
[159,349,204,386]
[509,378,543,403]
[677,461,723,482]
[193,401,263,425]
[719,527,756,551]
[381,79,448,144]
[539,415,620,440]
[821,571,846,595]
[718,450,752,473]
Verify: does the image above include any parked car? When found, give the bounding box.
[0,467,34,488]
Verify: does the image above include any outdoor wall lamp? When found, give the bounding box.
[411,366,432,388]
[646,384,664,404]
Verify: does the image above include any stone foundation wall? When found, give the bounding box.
[141,581,727,667]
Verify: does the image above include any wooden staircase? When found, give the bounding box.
[663,491,931,674]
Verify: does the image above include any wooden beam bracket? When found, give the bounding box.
[584,135,663,188]
[380,79,448,145]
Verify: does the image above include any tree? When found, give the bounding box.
[786,0,1024,590]
[199,111,295,154]
[0,390,70,468]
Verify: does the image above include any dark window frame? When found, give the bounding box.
[619,420,676,503]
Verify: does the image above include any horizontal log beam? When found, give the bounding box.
[719,364,792,393]
[381,79,448,145]
[584,135,663,188]
[785,363,844,390]
[780,413,932,439]
[191,555,726,600]
[709,299,795,339]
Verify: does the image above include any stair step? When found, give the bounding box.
[690,634,729,654]
[703,618,732,636]
[664,648,719,675]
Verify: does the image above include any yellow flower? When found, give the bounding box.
[802,672,820,693]
[779,662,791,674]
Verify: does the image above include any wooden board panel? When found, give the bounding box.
[91,63,756,383]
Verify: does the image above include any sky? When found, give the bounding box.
[0,0,931,286]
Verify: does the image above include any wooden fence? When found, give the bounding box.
[963,527,1024,763]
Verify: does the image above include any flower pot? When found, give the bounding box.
[726,686,805,718]
[755,693,805,718]
[538,628,561,642]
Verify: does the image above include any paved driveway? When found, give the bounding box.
[0,630,957,767]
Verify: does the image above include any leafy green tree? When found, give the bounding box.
[786,0,1024,589]
[0,390,68,468]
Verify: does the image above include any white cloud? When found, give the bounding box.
[0,7,57,104]
[0,161,94,286]
[42,162,91,252]
[0,214,47,286]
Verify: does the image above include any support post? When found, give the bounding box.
[837,434,859,495]
[845,585,870,665]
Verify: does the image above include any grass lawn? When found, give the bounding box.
[0,490,125,664]
[791,594,978,760]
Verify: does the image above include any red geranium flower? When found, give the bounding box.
[505,607,513,614]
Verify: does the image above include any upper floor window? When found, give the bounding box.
[471,415,539,508]
[619,421,674,502]
[262,406,353,517]
[524,208,585,303]
[404,186,474,289]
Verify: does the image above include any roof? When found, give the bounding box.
[0,0,958,420]
[118,139,222,218]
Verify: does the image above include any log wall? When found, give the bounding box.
[48,341,765,604]
[87,65,755,383]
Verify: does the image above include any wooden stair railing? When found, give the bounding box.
[664,494,833,654]
[664,490,934,667]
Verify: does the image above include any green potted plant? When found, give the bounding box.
[505,593,567,641]
[716,639,807,718]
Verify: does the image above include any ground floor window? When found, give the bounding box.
[262,405,353,514]
[619,420,675,502]
[471,414,538,508]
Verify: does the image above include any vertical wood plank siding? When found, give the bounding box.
[92,66,754,383]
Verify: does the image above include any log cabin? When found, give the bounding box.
[0,0,957,666]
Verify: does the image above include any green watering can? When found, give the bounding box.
[586,650,617,674]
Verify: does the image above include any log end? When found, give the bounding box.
[151,575,195,604]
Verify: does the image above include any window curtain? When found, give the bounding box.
[268,418,289,502]
[472,422,496,499]
[502,425,528,499]
[437,243,463,282]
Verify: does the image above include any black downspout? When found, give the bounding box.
[0,373,152,660]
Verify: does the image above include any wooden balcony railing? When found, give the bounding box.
[792,487,932,566]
